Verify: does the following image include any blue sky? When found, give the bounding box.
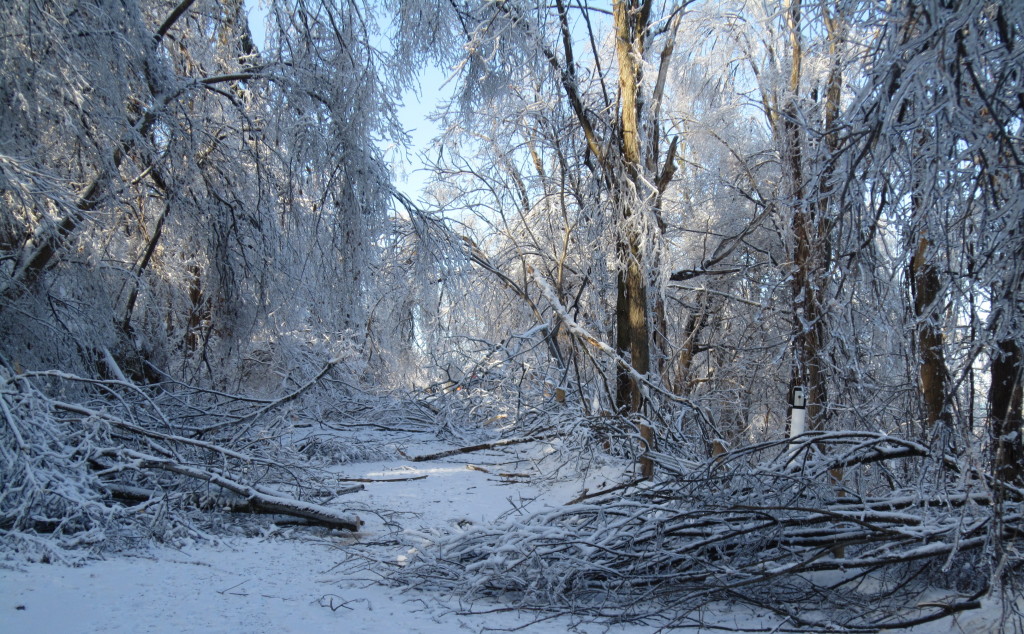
[389,66,452,201]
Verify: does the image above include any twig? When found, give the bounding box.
[216,579,250,595]
[309,484,365,497]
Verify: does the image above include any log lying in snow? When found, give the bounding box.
[404,435,553,462]
[119,450,362,531]
[336,475,428,483]
[107,483,366,508]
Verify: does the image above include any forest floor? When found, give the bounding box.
[0,430,1009,633]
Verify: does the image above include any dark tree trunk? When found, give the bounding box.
[990,337,1023,485]
[910,236,951,434]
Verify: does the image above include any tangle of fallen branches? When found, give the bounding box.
[0,362,364,563]
[396,431,1023,632]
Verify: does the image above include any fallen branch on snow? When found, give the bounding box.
[403,435,554,462]
[335,474,428,483]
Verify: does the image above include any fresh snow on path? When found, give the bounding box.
[0,439,646,633]
[0,437,1009,633]
[0,537,624,633]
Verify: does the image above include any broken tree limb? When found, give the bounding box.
[105,481,365,513]
[467,464,532,479]
[567,478,645,505]
[118,449,362,531]
[309,484,365,497]
[335,475,428,483]
[405,435,554,462]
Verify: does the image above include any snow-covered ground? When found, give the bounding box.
[1,537,631,633]
[0,438,631,633]
[0,436,1011,633]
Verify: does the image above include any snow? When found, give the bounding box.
[0,438,638,633]
[3,541,349,634]
[0,436,1013,633]
[1,537,638,634]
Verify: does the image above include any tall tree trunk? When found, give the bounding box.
[784,0,827,432]
[613,0,654,478]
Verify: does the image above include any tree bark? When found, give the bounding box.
[910,235,951,433]
[990,336,1023,485]
[613,0,654,478]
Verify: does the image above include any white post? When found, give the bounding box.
[790,386,806,438]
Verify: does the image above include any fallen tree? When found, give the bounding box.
[396,431,1023,632]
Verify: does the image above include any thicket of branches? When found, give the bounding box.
[0,356,374,562]
[0,0,431,560]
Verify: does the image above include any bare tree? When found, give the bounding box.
[413,0,689,476]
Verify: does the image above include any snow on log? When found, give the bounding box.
[122,450,362,531]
